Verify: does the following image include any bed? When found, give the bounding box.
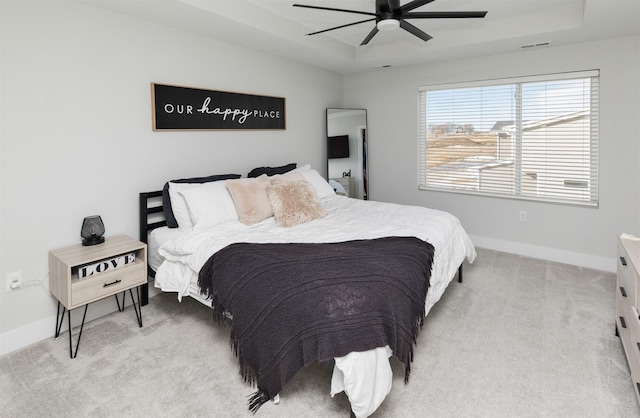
[139,163,476,417]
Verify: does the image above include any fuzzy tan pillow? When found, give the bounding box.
[267,180,327,227]
[225,175,273,225]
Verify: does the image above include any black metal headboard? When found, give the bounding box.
[139,190,166,245]
[139,190,166,305]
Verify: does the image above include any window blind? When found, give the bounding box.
[418,70,599,206]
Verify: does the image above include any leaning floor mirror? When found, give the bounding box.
[326,108,368,200]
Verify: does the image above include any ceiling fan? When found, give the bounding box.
[293,0,488,46]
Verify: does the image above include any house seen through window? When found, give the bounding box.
[418,70,599,206]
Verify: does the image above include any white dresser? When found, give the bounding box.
[616,235,640,404]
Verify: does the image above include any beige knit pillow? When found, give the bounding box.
[267,180,327,227]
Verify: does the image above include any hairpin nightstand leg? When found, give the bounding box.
[129,287,143,327]
[114,289,143,327]
[68,304,89,359]
[114,291,126,312]
[54,302,66,339]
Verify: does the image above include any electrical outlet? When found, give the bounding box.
[6,271,22,292]
[519,210,527,222]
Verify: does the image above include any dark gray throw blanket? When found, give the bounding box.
[197,236,434,413]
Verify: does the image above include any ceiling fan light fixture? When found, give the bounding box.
[377,19,399,32]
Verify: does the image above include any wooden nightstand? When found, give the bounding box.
[49,234,147,358]
[330,177,355,197]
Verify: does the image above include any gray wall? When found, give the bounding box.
[343,35,640,271]
[0,1,342,354]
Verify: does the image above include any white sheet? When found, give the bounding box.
[148,226,182,272]
[331,346,393,418]
[151,195,476,416]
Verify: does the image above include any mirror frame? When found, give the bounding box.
[326,108,368,200]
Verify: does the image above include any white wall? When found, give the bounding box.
[0,1,342,355]
[2,1,637,356]
[343,35,640,271]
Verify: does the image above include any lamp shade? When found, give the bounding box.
[81,215,105,246]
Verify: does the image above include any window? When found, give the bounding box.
[418,70,599,206]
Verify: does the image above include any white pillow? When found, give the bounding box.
[168,182,201,230]
[270,171,306,184]
[179,181,239,230]
[299,168,336,198]
[293,163,311,173]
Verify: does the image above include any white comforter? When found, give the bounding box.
[156,195,475,306]
[153,195,475,417]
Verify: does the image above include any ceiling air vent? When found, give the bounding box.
[520,41,551,50]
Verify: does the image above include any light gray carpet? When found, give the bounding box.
[1,248,638,417]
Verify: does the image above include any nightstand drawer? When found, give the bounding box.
[71,263,146,307]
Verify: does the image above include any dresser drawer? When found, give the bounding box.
[618,240,637,308]
[627,306,640,403]
[71,263,146,307]
[618,302,630,347]
[618,303,637,377]
[627,306,640,370]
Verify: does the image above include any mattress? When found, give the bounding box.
[147,226,181,272]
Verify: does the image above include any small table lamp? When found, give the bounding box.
[81,215,105,246]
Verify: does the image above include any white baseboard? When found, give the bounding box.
[0,285,162,357]
[0,315,54,357]
[470,234,617,273]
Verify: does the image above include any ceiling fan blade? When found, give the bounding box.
[400,0,436,14]
[360,27,380,46]
[293,4,377,17]
[404,11,488,19]
[307,18,376,36]
[399,20,432,42]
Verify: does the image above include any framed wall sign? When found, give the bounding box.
[151,83,286,130]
